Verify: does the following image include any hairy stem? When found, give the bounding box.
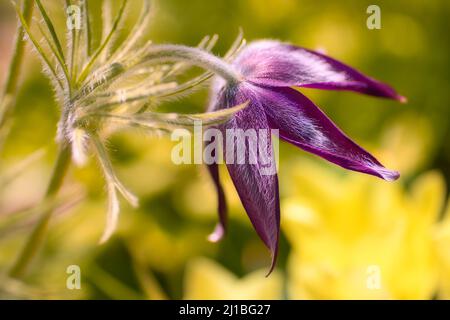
[9,145,71,279]
[77,0,128,85]
[142,45,243,85]
[0,0,34,143]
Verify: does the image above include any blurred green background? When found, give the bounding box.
[0,0,449,299]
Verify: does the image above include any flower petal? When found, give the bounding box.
[215,86,280,273]
[256,85,400,181]
[234,40,406,102]
[206,162,228,243]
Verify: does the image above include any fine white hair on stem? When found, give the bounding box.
[108,0,152,63]
[147,45,242,83]
[205,34,219,52]
[77,0,128,85]
[100,180,120,244]
[70,128,88,166]
[35,0,66,62]
[80,72,213,115]
[81,0,92,59]
[14,0,249,247]
[87,101,248,133]
[225,28,246,61]
[92,134,138,208]
[35,20,71,89]
[65,0,80,83]
[92,134,138,243]
[100,0,113,63]
[14,4,65,91]
[161,35,219,81]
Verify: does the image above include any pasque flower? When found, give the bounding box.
[11,0,405,277]
[207,40,406,273]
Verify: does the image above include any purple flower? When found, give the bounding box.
[207,40,406,274]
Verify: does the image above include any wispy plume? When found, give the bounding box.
[13,0,246,242]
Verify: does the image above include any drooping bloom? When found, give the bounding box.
[207,40,406,273]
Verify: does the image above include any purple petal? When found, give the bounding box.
[233,40,406,102]
[206,160,228,242]
[215,85,280,274]
[253,84,400,181]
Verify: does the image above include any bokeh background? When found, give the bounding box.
[0,0,449,299]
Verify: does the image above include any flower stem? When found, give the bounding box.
[142,45,243,85]
[0,0,34,137]
[9,145,71,279]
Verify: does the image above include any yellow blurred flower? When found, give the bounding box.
[282,161,448,299]
[378,113,434,176]
[125,215,216,274]
[434,201,450,298]
[183,257,283,300]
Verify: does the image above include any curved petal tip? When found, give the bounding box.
[397,95,408,104]
[207,224,225,243]
[377,167,401,182]
[265,248,279,277]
